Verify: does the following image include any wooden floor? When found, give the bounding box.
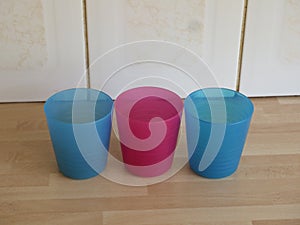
[0,97,299,225]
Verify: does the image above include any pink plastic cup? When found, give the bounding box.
[115,87,183,177]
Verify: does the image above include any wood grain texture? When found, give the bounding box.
[252,219,300,225]
[0,97,299,225]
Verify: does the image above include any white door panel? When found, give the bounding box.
[240,0,300,96]
[86,0,244,98]
[0,0,86,102]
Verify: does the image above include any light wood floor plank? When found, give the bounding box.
[0,174,147,201]
[0,97,299,224]
[102,204,300,225]
[0,212,103,225]
[252,219,300,225]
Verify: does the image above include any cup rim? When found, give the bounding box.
[184,87,254,125]
[114,86,184,123]
[44,88,113,124]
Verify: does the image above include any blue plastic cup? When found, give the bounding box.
[44,88,113,179]
[184,88,254,178]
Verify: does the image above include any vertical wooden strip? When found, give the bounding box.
[82,0,91,88]
[236,0,249,91]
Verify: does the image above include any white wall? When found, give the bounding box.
[240,0,300,96]
[86,0,244,98]
[0,0,86,102]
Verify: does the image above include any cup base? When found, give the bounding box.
[189,165,238,179]
[59,170,99,180]
[124,153,174,177]
[57,162,104,180]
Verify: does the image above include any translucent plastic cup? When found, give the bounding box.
[115,87,183,177]
[44,88,113,179]
[184,88,254,178]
